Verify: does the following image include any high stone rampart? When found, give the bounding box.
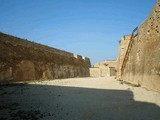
[117,0,160,92]
[0,32,91,83]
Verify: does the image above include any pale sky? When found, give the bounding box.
[0,0,157,65]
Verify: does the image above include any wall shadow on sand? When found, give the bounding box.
[0,83,160,120]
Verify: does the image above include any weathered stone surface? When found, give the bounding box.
[117,0,160,92]
[0,67,13,82]
[90,60,117,77]
[116,35,130,79]
[94,60,117,68]
[89,68,101,77]
[13,60,36,81]
[0,33,91,83]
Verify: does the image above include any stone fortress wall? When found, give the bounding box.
[116,35,131,79]
[117,0,160,92]
[90,60,117,77]
[0,32,91,83]
[0,0,159,93]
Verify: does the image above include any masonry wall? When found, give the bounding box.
[90,60,117,77]
[116,35,130,79]
[0,32,91,83]
[94,60,117,68]
[89,68,101,77]
[121,0,160,92]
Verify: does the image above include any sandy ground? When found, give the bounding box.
[0,77,160,120]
